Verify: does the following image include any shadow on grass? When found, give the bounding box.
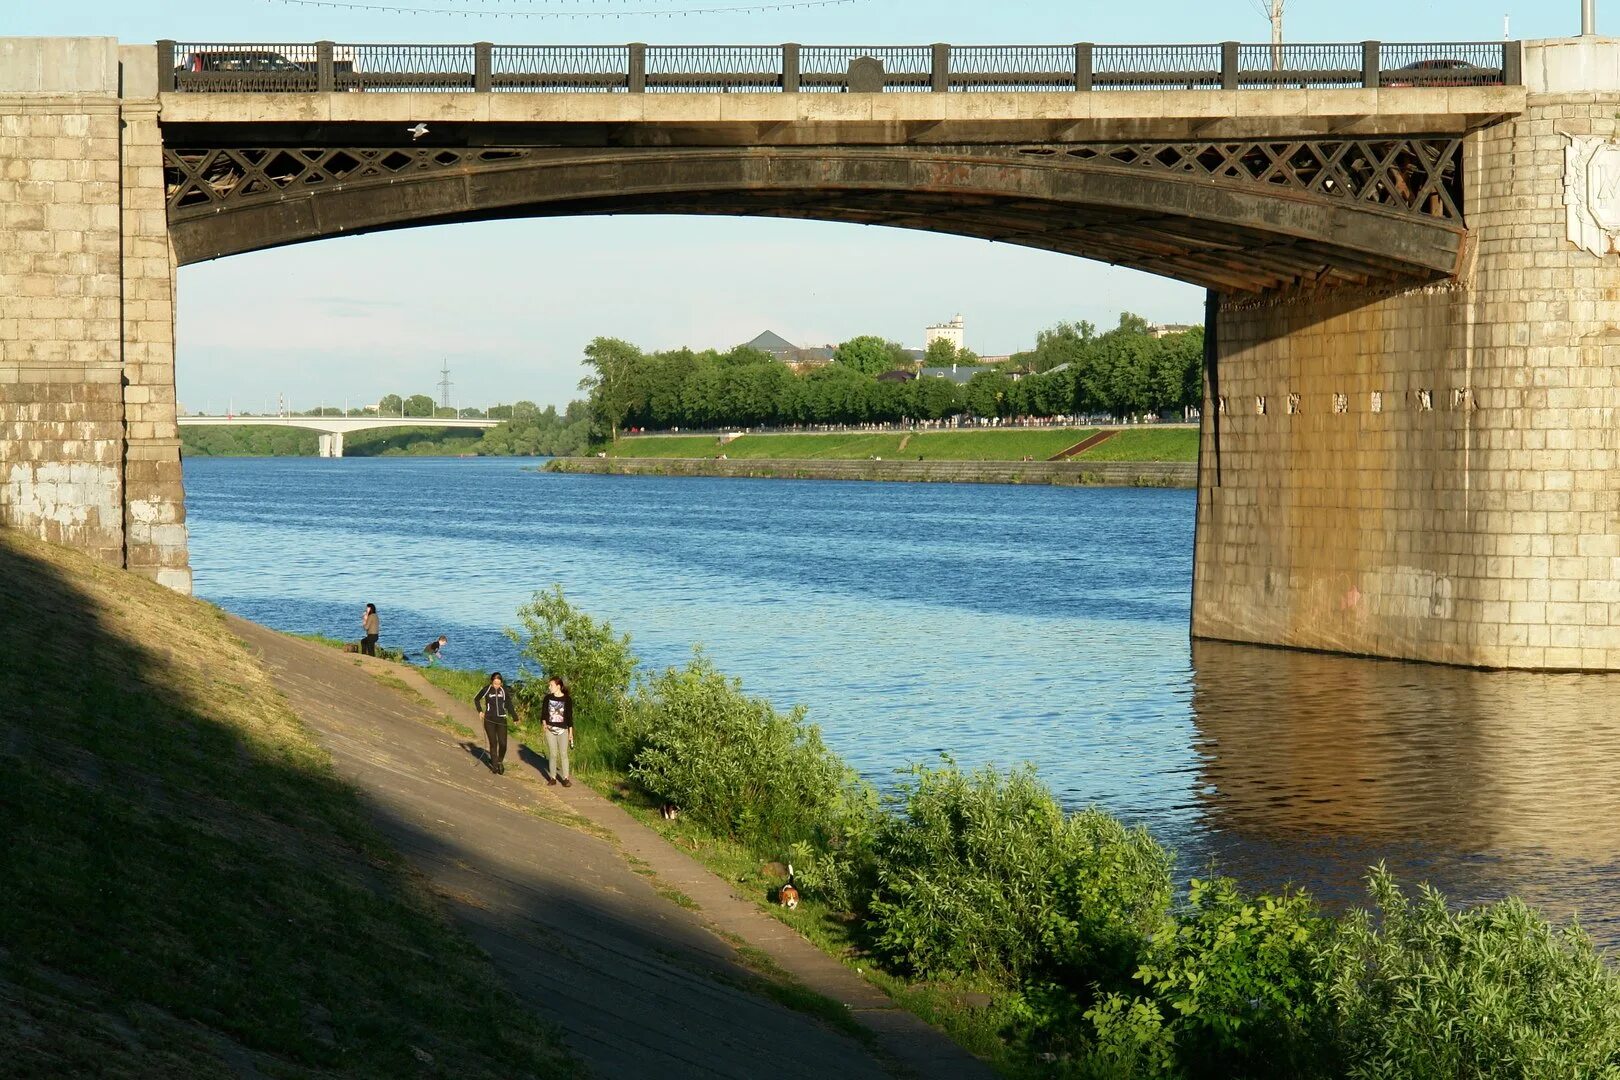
[0,532,577,1078]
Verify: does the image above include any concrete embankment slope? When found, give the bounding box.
[547,455,1196,488]
[233,621,993,1080]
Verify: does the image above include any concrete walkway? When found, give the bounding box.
[230,619,994,1080]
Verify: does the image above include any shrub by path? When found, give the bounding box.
[231,620,992,1080]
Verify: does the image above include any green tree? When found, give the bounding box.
[923,337,962,367]
[910,376,964,421]
[404,394,435,418]
[964,370,1011,419]
[834,335,908,377]
[578,336,645,441]
[377,393,403,417]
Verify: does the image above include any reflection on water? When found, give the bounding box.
[183,457,1620,948]
[1190,640,1620,944]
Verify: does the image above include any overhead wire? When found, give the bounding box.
[264,0,863,17]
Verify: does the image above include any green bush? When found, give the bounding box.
[866,761,1172,986]
[1080,876,1330,1078]
[507,586,638,773]
[498,593,1620,1078]
[1321,867,1620,1079]
[621,653,875,869]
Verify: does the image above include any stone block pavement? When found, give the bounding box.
[229,617,994,1080]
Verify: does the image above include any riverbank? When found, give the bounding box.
[0,528,576,1078]
[610,426,1200,463]
[546,455,1197,488]
[240,623,978,1078]
[401,592,1620,1079]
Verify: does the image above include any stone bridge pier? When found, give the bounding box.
[0,39,189,591]
[1194,38,1620,670]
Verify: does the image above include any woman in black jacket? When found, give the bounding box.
[473,672,517,775]
[540,677,573,787]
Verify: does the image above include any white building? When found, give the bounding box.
[924,313,965,351]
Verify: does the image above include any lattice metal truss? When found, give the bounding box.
[164,137,1463,226]
[163,146,537,212]
[1015,138,1463,221]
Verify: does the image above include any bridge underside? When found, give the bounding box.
[162,135,1469,294]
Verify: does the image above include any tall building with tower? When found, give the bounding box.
[924,314,965,351]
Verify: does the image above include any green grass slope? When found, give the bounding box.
[1075,428,1199,462]
[0,529,576,1079]
[610,428,1102,461]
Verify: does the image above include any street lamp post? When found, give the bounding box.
[1586,0,1598,35]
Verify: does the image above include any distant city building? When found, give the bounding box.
[918,363,993,385]
[925,314,966,351]
[876,369,917,383]
[1149,322,1198,338]
[741,330,834,368]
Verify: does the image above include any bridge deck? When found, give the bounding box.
[159,84,1525,144]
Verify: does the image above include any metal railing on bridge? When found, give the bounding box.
[157,40,1520,94]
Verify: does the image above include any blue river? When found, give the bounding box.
[185,456,1620,945]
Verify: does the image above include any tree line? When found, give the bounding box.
[580,314,1204,438]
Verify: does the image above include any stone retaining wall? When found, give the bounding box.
[544,456,1196,488]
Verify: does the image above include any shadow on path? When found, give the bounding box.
[231,619,989,1078]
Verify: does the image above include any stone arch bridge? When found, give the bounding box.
[6,34,1620,669]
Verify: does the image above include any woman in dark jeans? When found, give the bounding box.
[360,603,380,656]
[473,672,518,775]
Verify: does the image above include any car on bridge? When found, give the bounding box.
[179,50,308,74]
[176,49,358,83]
[1384,59,1489,87]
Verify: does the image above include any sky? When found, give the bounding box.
[10,0,1592,412]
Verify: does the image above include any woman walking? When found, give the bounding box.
[360,603,380,657]
[540,677,573,787]
[473,672,517,775]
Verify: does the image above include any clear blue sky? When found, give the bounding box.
[10,1,1588,411]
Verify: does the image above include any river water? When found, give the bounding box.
[185,456,1620,946]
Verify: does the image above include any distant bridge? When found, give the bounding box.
[178,414,499,457]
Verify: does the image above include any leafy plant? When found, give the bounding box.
[1129,876,1329,1077]
[621,653,875,868]
[507,586,638,772]
[865,760,1172,987]
[1320,866,1620,1079]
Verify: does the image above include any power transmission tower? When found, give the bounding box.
[438,360,453,411]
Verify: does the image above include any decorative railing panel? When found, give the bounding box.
[160,40,1520,94]
[490,45,629,92]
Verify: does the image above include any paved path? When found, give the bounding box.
[230,619,994,1080]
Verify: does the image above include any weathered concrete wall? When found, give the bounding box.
[0,39,189,589]
[121,46,189,591]
[1193,37,1620,669]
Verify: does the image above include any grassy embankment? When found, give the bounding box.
[0,530,576,1078]
[609,427,1198,463]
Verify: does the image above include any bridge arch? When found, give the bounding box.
[165,140,1469,295]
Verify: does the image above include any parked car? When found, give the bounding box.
[177,50,309,74]
[1384,58,1485,87]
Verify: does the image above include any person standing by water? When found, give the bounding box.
[422,635,448,665]
[541,677,573,787]
[474,672,517,775]
[360,603,380,657]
